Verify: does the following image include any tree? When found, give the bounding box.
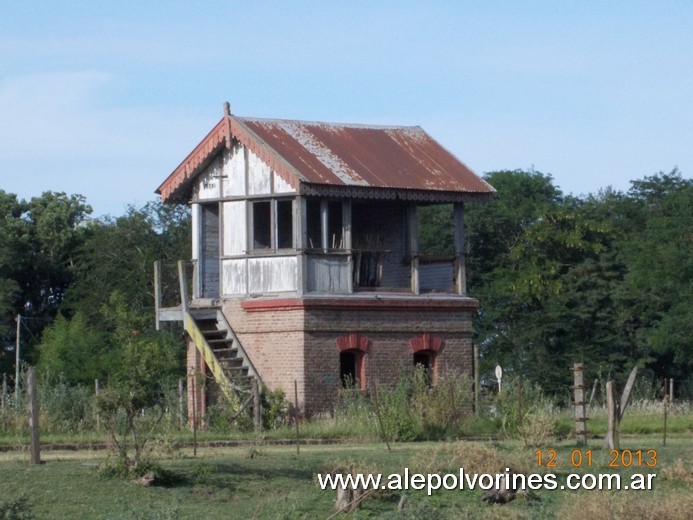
[36,312,110,385]
[616,170,693,386]
[63,201,190,324]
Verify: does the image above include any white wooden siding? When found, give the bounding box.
[248,257,298,293]
[222,201,247,255]
[307,255,350,293]
[223,145,246,197]
[273,172,294,194]
[247,150,272,195]
[192,156,222,201]
[221,258,247,295]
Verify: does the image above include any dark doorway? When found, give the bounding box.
[413,351,434,386]
[340,350,359,388]
[200,204,220,299]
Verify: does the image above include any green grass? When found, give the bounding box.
[0,435,691,519]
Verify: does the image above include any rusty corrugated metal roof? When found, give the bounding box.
[157,113,495,202]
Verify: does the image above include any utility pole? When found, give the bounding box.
[15,314,21,398]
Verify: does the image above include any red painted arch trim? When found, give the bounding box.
[410,333,443,353]
[336,333,370,353]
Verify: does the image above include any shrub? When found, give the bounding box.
[0,495,35,520]
[378,372,422,442]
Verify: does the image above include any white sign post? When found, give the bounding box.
[495,364,503,394]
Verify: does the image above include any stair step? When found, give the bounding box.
[207,338,233,345]
[221,359,245,369]
[213,346,239,354]
[200,329,226,336]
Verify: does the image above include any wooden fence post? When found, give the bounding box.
[1,373,6,420]
[94,379,100,432]
[178,377,184,430]
[572,363,587,446]
[252,379,262,432]
[473,344,480,417]
[605,381,618,450]
[27,367,41,464]
[294,380,300,456]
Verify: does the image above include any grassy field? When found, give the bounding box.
[1,434,691,519]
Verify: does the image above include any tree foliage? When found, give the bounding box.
[461,169,692,397]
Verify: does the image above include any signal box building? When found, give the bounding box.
[156,103,494,417]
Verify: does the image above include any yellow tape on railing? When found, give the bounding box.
[185,312,239,407]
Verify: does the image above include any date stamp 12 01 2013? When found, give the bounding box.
[535,449,657,469]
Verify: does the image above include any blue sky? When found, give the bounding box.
[2,1,691,217]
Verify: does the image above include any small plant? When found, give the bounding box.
[0,495,35,520]
[517,401,558,447]
[262,387,290,429]
[379,371,422,442]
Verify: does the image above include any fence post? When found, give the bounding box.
[252,379,262,432]
[473,344,480,417]
[94,379,100,432]
[294,380,300,456]
[1,373,6,421]
[572,363,587,446]
[27,367,41,464]
[154,260,162,331]
[178,377,184,430]
[605,381,618,450]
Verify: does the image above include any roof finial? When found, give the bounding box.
[223,101,231,117]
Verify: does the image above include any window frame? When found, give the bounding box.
[248,198,295,252]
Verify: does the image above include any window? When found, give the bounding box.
[250,199,294,251]
[306,199,321,249]
[252,201,271,249]
[306,198,344,250]
[277,200,293,248]
[340,351,359,388]
[327,201,343,249]
[413,351,434,386]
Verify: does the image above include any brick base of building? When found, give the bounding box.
[187,295,478,418]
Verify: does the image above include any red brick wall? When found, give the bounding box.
[186,297,476,417]
[222,299,307,410]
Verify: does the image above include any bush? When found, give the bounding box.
[0,495,35,520]
[378,371,422,442]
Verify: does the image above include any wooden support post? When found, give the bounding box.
[1,373,6,419]
[618,367,638,422]
[572,363,587,446]
[154,261,161,331]
[669,378,674,403]
[320,200,329,253]
[294,380,300,456]
[15,314,21,399]
[453,203,466,295]
[178,260,189,317]
[473,344,480,417]
[94,379,100,432]
[27,367,41,464]
[252,379,262,432]
[178,377,184,430]
[408,205,419,295]
[343,200,353,293]
[663,381,669,448]
[605,381,619,450]
[191,369,197,456]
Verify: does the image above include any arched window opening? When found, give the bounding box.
[340,350,362,388]
[413,350,435,386]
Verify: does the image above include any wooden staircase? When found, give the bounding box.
[184,306,261,410]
